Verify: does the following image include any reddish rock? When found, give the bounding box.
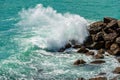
[90,60,105,64]
[77,46,89,53]
[103,32,118,42]
[104,17,117,23]
[113,67,120,74]
[86,51,95,56]
[89,77,107,80]
[105,41,113,49]
[89,21,106,34]
[98,49,105,54]
[94,53,104,59]
[73,59,86,65]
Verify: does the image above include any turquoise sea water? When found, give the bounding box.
[0,0,120,80]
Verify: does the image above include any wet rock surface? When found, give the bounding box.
[73,59,86,65]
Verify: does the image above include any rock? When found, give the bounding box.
[105,41,113,49]
[89,77,107,80]
[104,17,117,23]
[90,60,105,64]
[77,46,89,53]
[98,49,105,54]
[103,28,115,34]
[78,78,86,80]
[84,36,93,47]
[110,43,119,51]
[73,59,86,65]
[117,58,120,63]
[113,67,120,74]
[58,48,65,52]
[117,20,120,27]
[73,45,81,49]
[98,72,106,75]
[111,76,120,80]
[65,43,71,49]
[94,53,104,59]
[94,32,104,42]
[90,41,105,49]
[103,32,118,42]
[107,20,118,29]
[89,21,106,34]
[86,51,95,56]
[116,37,120,44]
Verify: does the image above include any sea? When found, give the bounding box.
[0,0,120,80]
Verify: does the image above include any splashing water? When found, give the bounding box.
[17,4,89,51]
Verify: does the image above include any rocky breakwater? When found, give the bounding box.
[58,17,120,80]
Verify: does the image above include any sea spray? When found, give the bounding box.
[17,4,89,51]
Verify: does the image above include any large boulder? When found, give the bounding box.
[73,59,86,65]
[89,21,106,34]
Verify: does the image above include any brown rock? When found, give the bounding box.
[117,20,120,27]
[65,43,71,49]
[103,32,118,42]
[94,32,104,42]
[117,58,120,63]
[90,60,105,64]
[77,46,89,53]
[89,77,107,80]
[103,28,115,34]
[104,17,117,23]
[89,21,106,34]
[107,20,118,29]
[116,37,120,44]
[110,43,119,51]
[73,59,86,65]
[107,50,113,55]
[98,49,105,54]
[90,41,105,50]
[105,41,113,49]
[84,36,93,47]
[94,53,104,59]
[98,72,106,75]
[86,51,95,56]
[113,67,120,74]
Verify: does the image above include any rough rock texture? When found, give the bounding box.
[73,59,86,65]
[113,67,120,74]
[90,60,105,64]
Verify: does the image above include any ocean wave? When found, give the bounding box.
[17,4,89,51]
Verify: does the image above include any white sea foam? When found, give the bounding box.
[17,4,89,51]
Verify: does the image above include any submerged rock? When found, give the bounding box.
[90,60,105,64]
[73,59,86,65]
[94,53,104,59]
[78,78,86,80]
[89,77,107,80]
